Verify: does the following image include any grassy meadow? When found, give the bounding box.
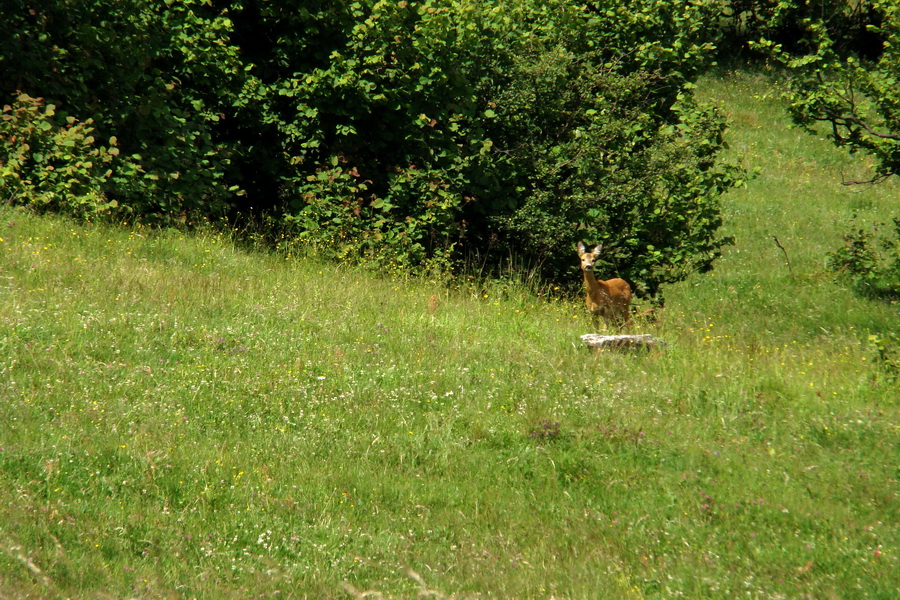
[1,70,898,599]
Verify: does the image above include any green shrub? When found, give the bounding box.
[827,216,900,299]
[477,42,740,300]
[0,93,138,218]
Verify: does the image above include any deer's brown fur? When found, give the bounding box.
[576,242,632,330]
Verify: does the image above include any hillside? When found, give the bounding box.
[0,71,897,599]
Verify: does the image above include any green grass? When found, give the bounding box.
[1,70,898,599]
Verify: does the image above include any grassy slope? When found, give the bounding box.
[0,71,897,599]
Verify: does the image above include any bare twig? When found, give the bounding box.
[772,236,793,277]
[839,171,893,186]
[341,569,451,600]
[819,108,900,141]
[406,568,448,599]
[341,581,385,599]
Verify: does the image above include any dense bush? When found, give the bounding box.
[237,0,741,300]
[1,0,743,300]
[0,0,245,219]
[475,36,739,298]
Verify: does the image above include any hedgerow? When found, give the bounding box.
[1,0,744,299]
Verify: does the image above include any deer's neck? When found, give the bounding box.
[583,269,605,295]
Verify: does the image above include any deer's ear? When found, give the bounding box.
[592,244,603,258]
[576,241,586,254]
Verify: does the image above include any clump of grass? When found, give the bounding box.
[528,419,563,442]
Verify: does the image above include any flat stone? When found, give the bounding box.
[580,333,667,351]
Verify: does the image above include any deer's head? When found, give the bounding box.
[576,241,603,272]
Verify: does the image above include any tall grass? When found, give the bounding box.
[0,71,897,599]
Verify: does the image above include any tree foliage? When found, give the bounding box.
[752,0,900,182]
[0,0,244,218]
[0,0,743,300]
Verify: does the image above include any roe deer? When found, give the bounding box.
[576,241,632,330]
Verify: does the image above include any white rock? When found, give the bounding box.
[580,333,667,351]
